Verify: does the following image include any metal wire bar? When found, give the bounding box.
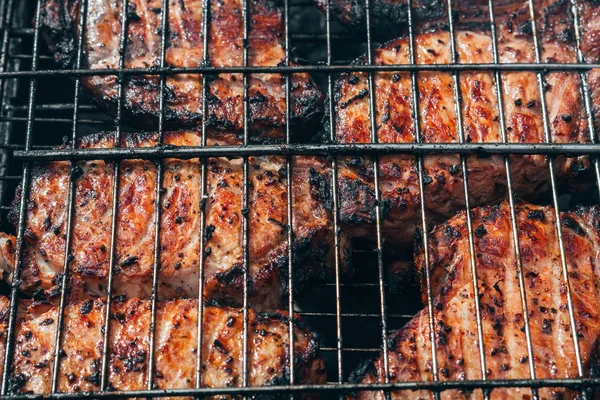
[405,1,440,398]
[16,142,600,161]
[486,2,538,399]
[241,0,251,393]
[99,0,132,391]
[146,0,170,392]
[362,0,390,392]
[526,0,586,385]
[0,0,18,213]
[2,63,600,78]
[444,1,488,396]
[195,0,211,391]
[3,377,600,399]
[568,0,600,199]
[283,0,295,393]
[0,0,41,393]
[324,0,345,386]
[49,0,88,392]
[0,0,599,398]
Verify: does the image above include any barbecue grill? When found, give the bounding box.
[0,0,599,398]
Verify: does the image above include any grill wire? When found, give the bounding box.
[0,0,598,398]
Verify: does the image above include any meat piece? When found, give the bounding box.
[8,297,326,396]
[39,0,323,142]
[578,0,600,129]
[312,0,448,37]
[334,0,592,245]
[5,131,349,310]
[350,202,600,399]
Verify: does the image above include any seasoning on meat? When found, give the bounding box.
[9,297,326,395]
[39,0,324,142]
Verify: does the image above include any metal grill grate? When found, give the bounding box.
[0,0,598,398]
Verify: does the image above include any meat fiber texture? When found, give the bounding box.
[350,202,600,399]
[334,0,597,246]
[3,131,350,310]
[39,0,324,142]
[6,296,326,397]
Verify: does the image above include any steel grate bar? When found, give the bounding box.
[195,0,212,392]
[283,0,296,395]
[0,62,598,78]
[0,0,42,394]
[486,2,539,400]
[324,0,345,389]
[444,2,489,398]
[405,1,440,399]
[241,0,251,395]
[568,0,600,200]
[0,0,598,398]
[49,0,89,393]
[99,0,132,391]
[526,0,586,398]
[0,0,17,215]
[362,0,390,398]
[146,0,171,393]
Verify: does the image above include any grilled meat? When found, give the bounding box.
[4,131,348,309]
[7,296,326,396]
[312,0,448,37]
[579,0,600,128]
[350,202,600,399]
[39,0,323,142]
[334,0,593,245]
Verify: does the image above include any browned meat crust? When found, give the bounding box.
[578,0,600,129]
[350,202,600,399]
[312,0,448,37]
[39,0,324,142]
[334,0,593,245]
[7,297,326,396]
[6,131,349,310]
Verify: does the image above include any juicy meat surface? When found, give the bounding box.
[351,202,600,399]
[7,297,326,396]
[39,0,323,142]
[335,0,593,245]
[6,131,348,309]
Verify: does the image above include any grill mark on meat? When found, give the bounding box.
[334,0,592,247]
[8,297,326,395]
[6,131,350,310]
[351,202,600,399]
[38,0,323,142]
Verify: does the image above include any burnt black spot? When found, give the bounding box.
[80,300,93,315]
[444,224,461,239]
[562,216,585,236]
[126,3,142,21]
[561,114,572,122]
[475,225,487,237]
[309,168,332,212]
[213,339,228,354]
[527,210,545,221]
[348,75,360,84]
[70,165,84,181]
[339,88,368,109]
[204,224,216,240]
[120,255,139,267]
[84,371,100,386]
[8,373,27,393]
[542,318,552,334]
